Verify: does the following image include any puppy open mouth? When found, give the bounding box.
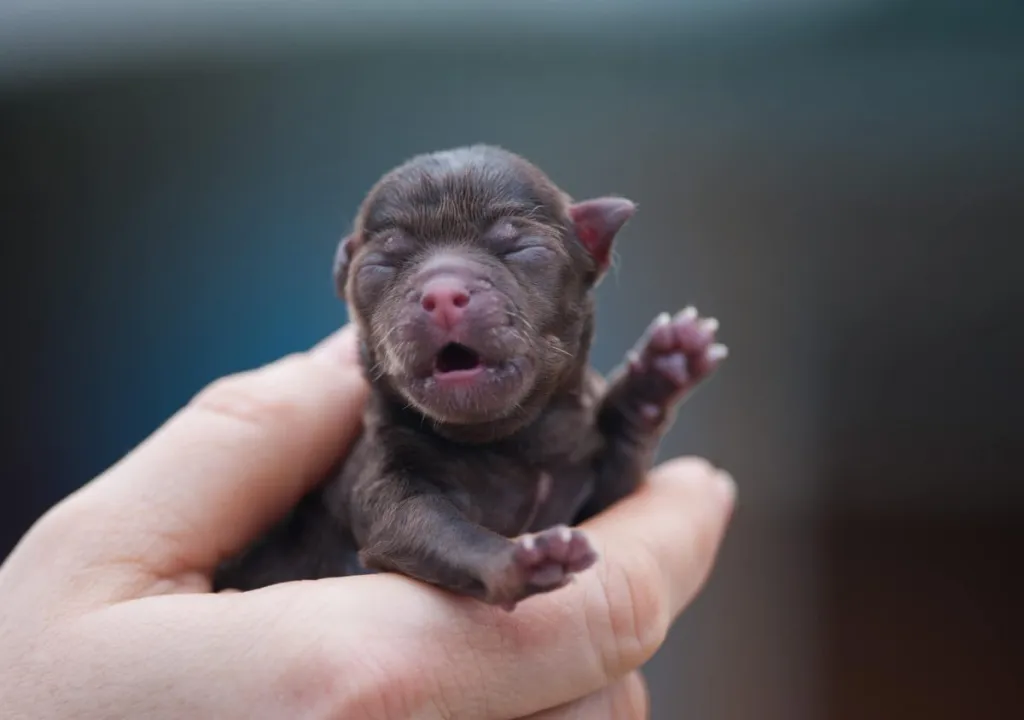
[434,342,484,376]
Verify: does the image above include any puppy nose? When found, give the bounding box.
[420,276,471,328]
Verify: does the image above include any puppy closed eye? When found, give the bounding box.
[355,256,397,297]
[485,220,552,263]
[502,244,553,264]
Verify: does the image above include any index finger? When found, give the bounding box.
[232,457,735,719]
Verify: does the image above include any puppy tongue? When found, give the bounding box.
[435,343,481,373]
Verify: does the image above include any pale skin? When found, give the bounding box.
[0,325,736,719]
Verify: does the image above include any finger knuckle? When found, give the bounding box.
[280,637,412,719]
[29,493,90,538]
[190,357,307,431]
[592,544,670,679]
[17,492,105,563]
[621,672,650,719]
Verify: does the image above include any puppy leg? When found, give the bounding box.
[356,490,597,610]
[581,307,727,519]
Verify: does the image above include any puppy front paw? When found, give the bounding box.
[623,306,727,424]
[484,526,598,611]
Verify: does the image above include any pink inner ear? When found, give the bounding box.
[569,197,636,271]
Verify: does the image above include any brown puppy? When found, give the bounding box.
[213,145,727,609]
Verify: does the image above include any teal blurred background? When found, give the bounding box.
[2,1,1022,717]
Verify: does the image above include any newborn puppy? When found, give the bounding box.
[214,145,727,609]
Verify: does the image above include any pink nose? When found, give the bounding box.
[420,276,471,328]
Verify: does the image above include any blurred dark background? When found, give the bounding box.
[2,1,1021,717]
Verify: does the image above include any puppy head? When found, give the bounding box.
[334,145,634,432]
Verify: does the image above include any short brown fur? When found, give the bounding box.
[214,145,726,609]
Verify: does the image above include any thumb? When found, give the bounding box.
[22,325,367,598]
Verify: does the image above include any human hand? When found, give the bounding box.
[0,325,735,719]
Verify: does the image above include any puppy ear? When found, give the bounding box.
[568,197,636,278]
[332,232,362,299]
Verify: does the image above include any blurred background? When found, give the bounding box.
[1,0,1021,717]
